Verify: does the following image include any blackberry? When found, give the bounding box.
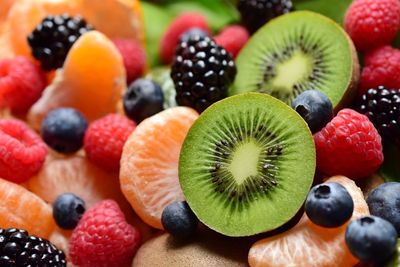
[0,228,66,267]
[171,35,236,113]
[237,0,293,34]
[358,86,400,143]
[27,14,93,70]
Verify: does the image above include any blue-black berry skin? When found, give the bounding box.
[305,182,354,228]
[345,216,397,263]
[123,79,164,123]
[367,182,400,235]
[161,201,198,239]
[179,28,209,43]
[291,90,334,133]
[53,193,86,230]
[41,108,88,153]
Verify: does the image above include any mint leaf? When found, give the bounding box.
[293,0,352,24]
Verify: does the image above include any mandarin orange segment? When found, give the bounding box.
[27,30,126,130]
[0,177,55,238]
[120,107,199,229]
[248,176,369,267]
[28,152,155,241]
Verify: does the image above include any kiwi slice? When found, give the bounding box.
[179,93,316,237]
[230,11,359,110]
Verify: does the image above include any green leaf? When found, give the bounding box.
[293,0,352,24]
[163,0,239,31]
[141,2,173,67]
[385,239,400,267]
[379,145,400,182]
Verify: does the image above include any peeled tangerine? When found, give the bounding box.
[248,176,369,267]
[28,30,126,130]
[1,0,144,58]
[120,107,199,229]
[0,177,55,239]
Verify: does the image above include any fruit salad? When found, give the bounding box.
[0,0,400,266]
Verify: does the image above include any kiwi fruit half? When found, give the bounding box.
[230,11,359,110]
[179,93,316,237]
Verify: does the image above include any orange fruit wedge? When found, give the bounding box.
[248,176,369,267]
[0,177,55,238]
[3,0,144,58]
[28,152,155,241]
[120,107,199,229]
[27,30,126,130]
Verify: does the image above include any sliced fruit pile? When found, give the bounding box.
[0,0,400,266]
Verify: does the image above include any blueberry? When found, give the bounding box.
[53,193,86,229]
[179,28,209,43]
[291,90,334,133]
[345,216,397,263]
[161,201,198,239]
[41,108,88,153]
[123,79,164,123]
[305,182,354,228]
[367,182,400,235]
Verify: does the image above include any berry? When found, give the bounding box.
[367,182,400,235]
[171,35,236,113]
[237,0,293,34]
[41,108,88,154]
[69,200,141,267]
[180,28,209,43]
[84,114,136,171]
[161,201,198,239]
[314,109,383,179]
[358,86,400,143]
[0,228,66,266]
[28,14,93,70]
[0,119,47,183]
[214,25,249,58]
[0,57,46,114]
[53,193,86,230]
[112,38,146,85]
[305,182,354,228]
[160,12,210,64]
[123,79,164,123]
[359,46,400,95]
[345,216,397,263]
[291,90,334,133]
[344,0,400,52]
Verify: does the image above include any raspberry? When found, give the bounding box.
[314,109,383,179]
[0,228,66,266]
[113,38,147,85]
[69,200,141,267]
[214,25,249,58]
[171,35,236,112]
[28,14,93,70]
[358,86,400,143]
[84,114,136,171]
[344,0,400,52]
[359,46,400,95]
[160,12,210,64]
[0,119,48,183]
[0,57,46,114]
[237,0,293,34]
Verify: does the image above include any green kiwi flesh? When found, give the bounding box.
[179,93,316,237]
[230,11,359,110]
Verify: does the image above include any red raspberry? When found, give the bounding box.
[160,12,210,64]
[69,200,141,267]
[344,0,400,52]
[0,57,47,114]
[359,46,400,95]
[113,39,147,85]
[84,114,136,171]
[314,109,383,179]
[214,25,249,58]
[0,119,48,183]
